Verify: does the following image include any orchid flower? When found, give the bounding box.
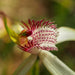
[3,13,75,75]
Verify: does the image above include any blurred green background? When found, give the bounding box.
[0,0,75,75]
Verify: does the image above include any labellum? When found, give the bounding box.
[19,19,58,54]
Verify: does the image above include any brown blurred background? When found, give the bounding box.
[0,0,75,75]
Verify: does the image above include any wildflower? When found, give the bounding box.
[18,19,58,54]
[3,13,75,75]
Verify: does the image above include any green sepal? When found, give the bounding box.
[3,16,19,43]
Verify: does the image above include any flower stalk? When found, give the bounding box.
[31,60,39,75]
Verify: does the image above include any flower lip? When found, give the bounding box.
[19,19,58,54]
[31,26,58,51]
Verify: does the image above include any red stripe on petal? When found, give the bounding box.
[28,19,32,25]
[48,22,55,25]
[50,25,56,29]
[21,21,30,30]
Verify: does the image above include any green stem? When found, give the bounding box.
[31,60,40,75]
[2,13,18,43]
[0,12,8,34]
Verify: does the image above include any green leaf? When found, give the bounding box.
[39,50,75,75]
[3,16,18,43]
[13,54,37,75]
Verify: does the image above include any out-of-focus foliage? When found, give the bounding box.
[0,0,75,75]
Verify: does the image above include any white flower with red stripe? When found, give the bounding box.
[19,19,58,54]
[3,12,75,75]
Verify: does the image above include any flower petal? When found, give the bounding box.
[57,27,75,44]
[39,50,75,75]
[13,54,37,75]
[12,24,24,34]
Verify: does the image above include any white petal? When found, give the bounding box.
[39,50,75,75]
[12,24,24,34]
[13,54,37,75]
[57,27,75,44]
